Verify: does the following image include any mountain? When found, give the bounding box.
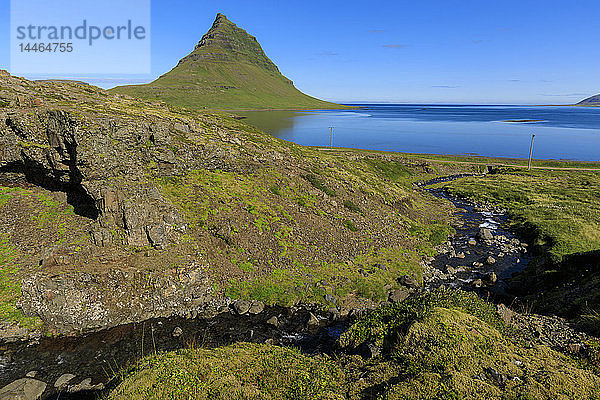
[578,94,600,105]
[112,13,347,110]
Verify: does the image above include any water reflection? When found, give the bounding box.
[236,105,600,161]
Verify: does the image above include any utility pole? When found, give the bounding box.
[329,127,334,148]
[528,133,535,171]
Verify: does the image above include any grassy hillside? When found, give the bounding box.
[0,70,475,336]
[109,290,600,400]
[112,14,348,110]
[578,94,600,106]
[440,168,600,329]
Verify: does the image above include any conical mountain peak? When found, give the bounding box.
[112,14,347,110]
[180,13,278,73]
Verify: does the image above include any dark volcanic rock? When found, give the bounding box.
[0,108,194,249]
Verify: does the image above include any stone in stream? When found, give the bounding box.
[231,300,252,315]
[307,312,320,332]
[471,279,484,288]
[172,327,183,337]
[455,252,465,259]
[25,372,37,378]
[54,374,76,389]
[478,228,494,241]
[486,256,497,265]
[248,301,265,314]
[485,272,498,285]
[468,239,477,246]
[266,316,279,328]
[0,378,47,400]
[66,378,104,393]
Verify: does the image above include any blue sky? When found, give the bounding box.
[1,0,599,104]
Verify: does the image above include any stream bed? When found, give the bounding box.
[0,174,532,399]
[419,174,530,299]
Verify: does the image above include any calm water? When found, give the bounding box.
[238,104,600,161]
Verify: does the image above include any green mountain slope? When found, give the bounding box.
[578,94,600,106]
[112,13,348,110]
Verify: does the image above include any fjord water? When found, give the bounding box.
[239,105,600,161]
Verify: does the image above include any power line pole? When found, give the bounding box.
[329,127,334,148]
[528,133,535,171]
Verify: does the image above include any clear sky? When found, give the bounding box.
[1,0,599,104]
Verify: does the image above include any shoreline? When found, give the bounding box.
[313,147,600,169]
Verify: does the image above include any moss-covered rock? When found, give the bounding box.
[108,342,345,400]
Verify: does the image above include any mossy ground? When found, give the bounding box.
[438,168,600,324]
[1,71,481,334]
[108,290,600,400]
[152,149,462,308]
[0,186,91,328]
[107,342,345,400]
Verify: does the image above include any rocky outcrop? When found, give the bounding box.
[0,87,209,248]
[17,265,219,335]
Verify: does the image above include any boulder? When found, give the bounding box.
[54,374,76,389]
[485,272,498,285]
[398,275,419,289]
[0,378,47,400]
[478,228,493,241]
[388,289,410,303]
[307,312,320,332]
[66,378,104,393]
[486,256,496,265]
[248,301,264,314]
[266,316,279,328]
[231,300,251,315]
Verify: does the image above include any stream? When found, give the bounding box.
[419,174,530,300]
[0,174,531,399]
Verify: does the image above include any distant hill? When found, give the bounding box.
[577,94,600,106]
[111,13,347,110]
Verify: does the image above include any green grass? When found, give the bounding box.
[108,290,600,400]
[442,169,600,262]
[108,342,346,400]
[225,247,425,307]
[440,168,600,321]
[302,174,337,196]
